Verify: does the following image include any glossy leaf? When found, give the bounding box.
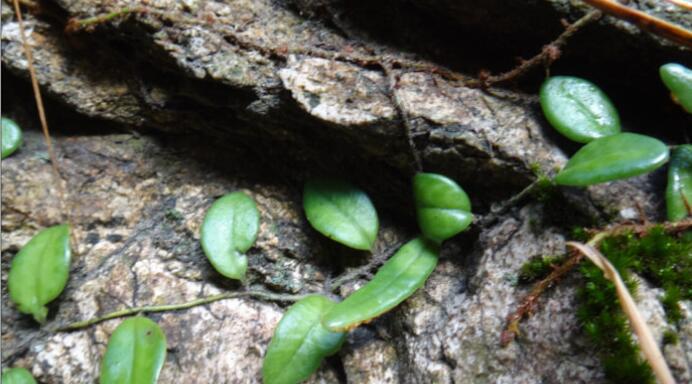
[2,117,23,159]
[303,179,378,250]
[263,295,346,384]
[413,172,472,243]
[322,237,439,332]
[555,133,670,186]
[1,368,37,384]
[540,76,621,143]
[8,224,71,323]
[666,145,692,221]
[100,316,167,384]
[660,63,692,113]
[200,192,260,281]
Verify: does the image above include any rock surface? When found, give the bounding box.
[1,0,690,383]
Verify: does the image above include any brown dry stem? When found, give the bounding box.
[582,0,692,48]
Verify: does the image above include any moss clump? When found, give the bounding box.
[600,227,692,323]
[662,329,679,346]
[517,255,565,284]
[577,227,691,384]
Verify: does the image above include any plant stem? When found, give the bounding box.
[327,241,405,293]
[466,10,602,88]
[65,7,143,33]
[54,290,308,332]
[478,179,543,228]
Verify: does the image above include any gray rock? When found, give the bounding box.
[1,0,688,382]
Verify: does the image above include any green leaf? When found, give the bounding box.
[8,224,71,323]
[2,117,23,159]
[200,192,260,281]
[660,63,692,113]
[666,145,692,221]
[413,172,473,243]
[100,316,167,384]
[303,179,379,250]
[322,237,438,332]
[555,133,670,186]
[263,295,346,384]
[540,76,621,143]
[1,368,37,384]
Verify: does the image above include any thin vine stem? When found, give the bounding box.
[54,290,308,332]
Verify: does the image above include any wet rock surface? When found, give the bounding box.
[1,0,689,383]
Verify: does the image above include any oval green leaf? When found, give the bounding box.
[1,368,37,384]
[413,172,473,243]
[263,295,346,384]
[8,224,71,323]
[303,179,379,250]
[660,63,692,113]
[200,192,260,281]
[322,237,439,332]
[100,316,167,384]
[666,145,692,221]
[555,133,670,186]
[540,76,621,143]
[2,117,23,159]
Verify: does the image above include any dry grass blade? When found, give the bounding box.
[11,0,67,213]
[566,241,675,384]
[581,0,692,48]
[666,0,692,11]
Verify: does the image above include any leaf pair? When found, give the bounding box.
[201,192,260,281]
[263,295,345,384]
[8,224,71,323]
[100,316,167,384]
[541,76,670,186]
[2,117,23,159]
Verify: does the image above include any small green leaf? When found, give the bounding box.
[200,192,260,281]
[322,237,438,332]
[8,224,71,323]
[540,76,621,143]
[555,133,670,186]
[1,368,37,384]
[660,63,692,113]
[2,117,23,159]
[666,145,692,221]
[263,295,346,384]
[100,316,167,384]
[303,179,379,250]
[413,172,473,243]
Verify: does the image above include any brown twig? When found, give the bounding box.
[581,0,692,48]
[500,219,692,346]
[12,0,67,215]
[466,10,602,88]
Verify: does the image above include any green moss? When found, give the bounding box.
[577,227,691,383]
[517,255,564,284]
[662,330,679,346]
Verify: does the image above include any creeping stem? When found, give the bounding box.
[55,290,308,332]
